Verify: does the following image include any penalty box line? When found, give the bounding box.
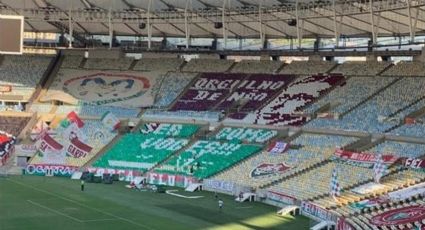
[8,179,156,230]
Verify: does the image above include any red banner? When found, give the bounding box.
[66,137,93,158]
[39,134,63,154]
[404,158,425,169]
[334,149,398,164]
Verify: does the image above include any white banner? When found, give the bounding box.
[203,179,235,193]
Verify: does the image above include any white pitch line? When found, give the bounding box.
[235,206,254,209]
[8,179,156,230]
[27,200,83,223]
[82,218,117,222]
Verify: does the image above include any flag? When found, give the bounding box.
[140,123,159,134]
[267,141,288,154]
[373,154,387,183]
[38,134,63,156]
[101,111,120,131]
[61,111,84,128]
[30,120,50,141]
[330,168,341,198]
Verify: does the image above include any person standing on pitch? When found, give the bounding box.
[218,199,223,212]
[81,180,85,191]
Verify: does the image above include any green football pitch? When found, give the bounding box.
[0,176,310,230]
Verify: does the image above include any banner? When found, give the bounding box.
[15,144,37,154]
[87,167,142,181]
[203,179,235,193]
[404,158,425,169]
[301,201,338,223]
[65,137,93,158]
[250,163,291,178]
[147,172,197,188]
[39,134,63,154]
[334,149,398,165]
[267,190,298,205]
[101,111,120,131]
[25,164,79,177]
[0,131,16,157]
[370,205,425,226]
[267,141,288,154]
[349,196,390,210]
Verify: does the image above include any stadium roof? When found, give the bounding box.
[0,0,425,39]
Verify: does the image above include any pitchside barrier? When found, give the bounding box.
[202,179,252,196]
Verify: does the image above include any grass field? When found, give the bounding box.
[0,176,310,230]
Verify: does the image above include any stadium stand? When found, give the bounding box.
[84,58,133,70]
[0,55,53,101]
[230,60,283,74]
[331,61,391,76]
[304,77,396,115]
[0,115,31,137]
[367,140,425,158]
[381,61,425,76]
[153,72,198,108]
[213,133,358,188]
[28,119,117,167]
[61,55,84,69]
[279,61,337,75]
[182,59,234,72]
[93,123,199,172]
[133,58,184,72]
[155,140,262,179]
[268,161,374,200]
[228,74,344,126]
[306,77,425,133]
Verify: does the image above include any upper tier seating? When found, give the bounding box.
[84,58,133,70]
[382,61,425,76]
[216,74,294,114]
[305,77,396,114]
[268,161,374,200]
[153,72,197,108]
[42,69,165,108]
[92,133,190,172]
[213,134,358,188]
[133,58,184,72]
[279,61,336,75]
[331,61,391,76]
[155,140,262,179]
[227,74,344,126]
[0,116,31,136]
[61,56,83,69]
[306,77,425,133]
[367,141,425,158]
[230,60,283,74]
[171,73,245,111]
[214,127,277,143]
[182,59,234,73]
[55,105,140,118]
[29,120,117,167]
[0,55,53,100]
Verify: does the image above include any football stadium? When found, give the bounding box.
[1,0,425,229]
